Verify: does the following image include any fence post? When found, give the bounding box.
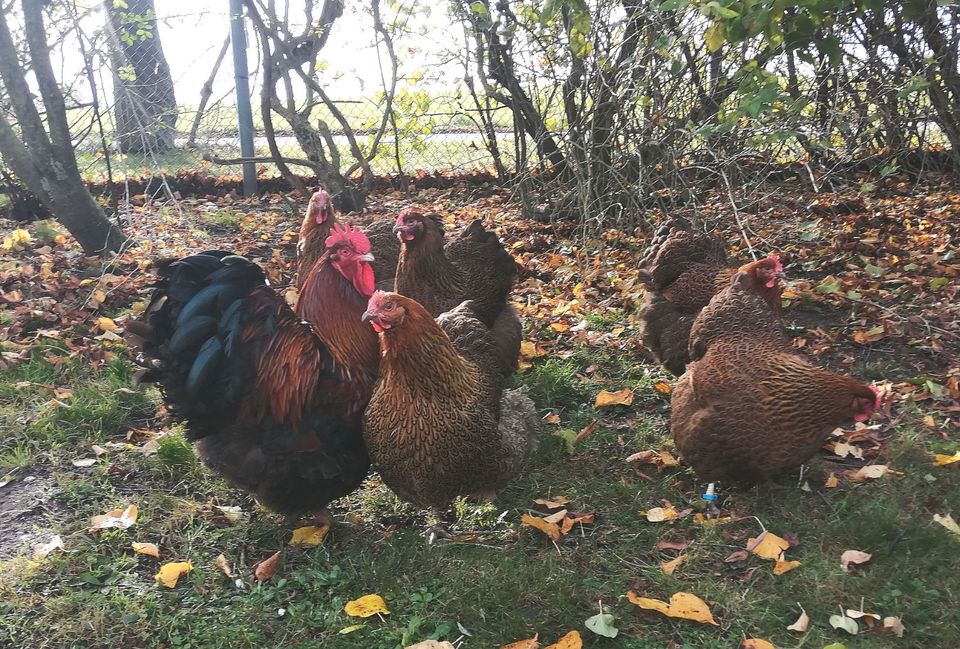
[229,0,257,196]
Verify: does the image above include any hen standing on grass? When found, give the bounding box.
[360,292,537,534]
[296,187,400,290]
[637,215,784,375]
[127,225,380,517]
[671,271,881,485]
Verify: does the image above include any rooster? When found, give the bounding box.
[127,225,380,516]
[360,291,537,536]
[671,271,880,485]
[637,216,784,375]
[296,187,400,289]
[393,209,517,328]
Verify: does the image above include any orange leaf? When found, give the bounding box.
[131,542,160,558]
[742,640,775,649]
[560,512,595,535]
[544,630,581,649]
[627,591,717,625]
[253,550,282,581]
[652,381,672,395]
[500,634,538,649]
[594,388,633,408]
[660,554,686,575]
[773,559,801,575]
[747,531,790,561]
[154,561,193,588]
[521,514,561,541]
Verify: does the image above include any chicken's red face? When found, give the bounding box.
[851,385,881,423]
[362,291,407,333]
[752,254,784,288]
[308,188,335,225]
[393,209,425,242]
[325,224,376,297]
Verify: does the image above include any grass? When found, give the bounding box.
[1,343,957,649]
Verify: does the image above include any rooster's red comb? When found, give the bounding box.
[325,223,371,253]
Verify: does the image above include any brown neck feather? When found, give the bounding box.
[395,226,464,297]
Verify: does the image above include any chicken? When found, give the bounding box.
[296,187,400,289]
[393,209,517,328]
[127,225,380,516]
[637,216,784,375]
[360,291,537,516]
[671,271,880,485]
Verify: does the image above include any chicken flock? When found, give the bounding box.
[126,189,880,536]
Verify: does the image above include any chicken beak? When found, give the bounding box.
[361,308,376,323]
[358,253,375,263]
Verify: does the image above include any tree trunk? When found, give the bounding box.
[104,0,177,153]
[0,1,125,253]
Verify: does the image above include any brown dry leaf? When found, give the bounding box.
[625,450,658,465]
[594,388,633,408]
[773,559,801,575]
[131,542,160,558]
[561,512,595,535]
[253,550,282,581]
[344,594,390,617]
[847,464,889,482]
[747,531,790,561]
[787,609,810,632]
[214,553,234,577]
[520,341,545,358]
[542,413,561,425]
[641,506,680,522]
[724,549,750,563]
[825,472,839,488]
[883,616,905,637]
[405,642,455,649]
[840,549,872,572]
[544,630,581,649]
[521,513,561,541]
[658,450,679,467]
[154,561,193,588]
[33,535,65,560]
[627,591,718,626]
[656,539,690,552]
[288,524,330,547]
[660,554,686,575]
[933,513,960,536]
[500,634,538,649]
[534,496,571,509]
[741,640,775,649]
[542,509,569,524]
[933,451,960,466]
[89,504,138,532]
[652,381,672,395]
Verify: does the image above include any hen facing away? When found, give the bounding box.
[360,292,537,517]
[296,187,400,290]
[393,209,517,329]
[127,225,380,517]
[637,216,784,375]
[671,271,880,485]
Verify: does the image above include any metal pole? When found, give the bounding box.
[229,0,257,196]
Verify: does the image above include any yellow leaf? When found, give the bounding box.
[747,531,790,561]
[92,289,107,304]
[154,561,193,588]
[652,381,672,395]
[500,635,538,649]
[550,322,570,333]
[642,506,680,522]
[742,640,775,649]
[288,524,330,547]
[704,22,726,52]
[594,388,633,408]
[520,341,545,358]
[693,513,732,526]
[338,624,366,635]
[560,512,595,535]
[773,559,801,575]
[627,591,718,625]
[934,451,960,466]
[658,450,679,467]
[521,513,561,541]
[89,504,138,531]
[132,542,160,558]
[544,630,582,649]
[96,317,118,332]
[344,594,390,617]
[660,554,686,575]
[825,472,839,488]
[933,513,960,536]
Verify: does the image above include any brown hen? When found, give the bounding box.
[637,216,784,375]
[671,271,880,485]
[360,292,537,511]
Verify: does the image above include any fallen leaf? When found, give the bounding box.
[500,635,538,649]
[847,464,889,482]
[214,505,244,524]
[742,640,775,649]
[71,458,96,468]
[882,616,905,637]
[655,539,690,552]
[658,450,679,467]
[747,531,790,561]
[288,524,330,547]
[534,496,571,509]
[404,642,454,649]
[253,550,282,581]
[154,561,193,588]
[560,512,595,534]
[594,388,633,408]
[823,644,846,649]
[584,612,618,638]
[542,413,561,425]
[573,419,598,445]
[840,549,872,572]
[845,608,880,620]
[89,504,138,531]
[344,594,390,617]
[787,609,810,632]
[627,591,718,626]
[96,317,118,331]
[660,554,686,575]
[773,559,801,575]
[521,513,562,541]
[933,451,960,466]
[832,441,863,459]
[542,509,568,524]
[544,630,582,649]
[724,549,750,563]
[131,542,160,558]
[933,513,960,536]
[693,513,732,526]
[641,506,680,522]
[214,553,234,577]
[625,450,657,464]
[829,612,859,635]
[652,381,672,395]
[520,340,544,357]
[825,472,839,488]
[339,624,366,635]
[33,535,65,560]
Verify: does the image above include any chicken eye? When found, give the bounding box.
[384,301,395,310]
[340,247,352,256]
